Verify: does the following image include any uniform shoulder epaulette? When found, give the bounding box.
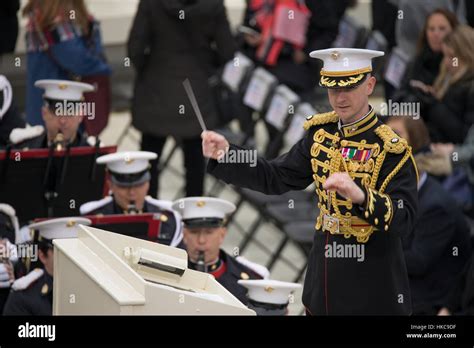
[235,256,269,279]
[9,125,44,145]
[11,268,44,291]
[375,124,409,154]
[303,111,339,130]
[79,196,113,215]
[145,196,173,211]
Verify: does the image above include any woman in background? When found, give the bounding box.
[419,25,474,144]
[23,0,111,127]
[393,8,459,104]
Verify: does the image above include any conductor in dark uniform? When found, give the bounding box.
[172,197,268,304]
[8,79,95,150]
[3,217,91,315]
[202,48,419,315]
[80,151,183,247]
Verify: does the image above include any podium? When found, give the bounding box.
[0,146,116,223]
[53,225,255,315]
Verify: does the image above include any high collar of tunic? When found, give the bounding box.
[338,105,378,138]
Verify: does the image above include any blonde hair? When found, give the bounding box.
[434,25,474,99]
[23,0,90,34]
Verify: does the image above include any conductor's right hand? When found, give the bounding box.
[201,131,230,160]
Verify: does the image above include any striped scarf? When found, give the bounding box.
[24,10,97,53]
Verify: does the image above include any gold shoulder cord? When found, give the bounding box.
[303,111,338,130]
[373,125,418,229]
[374,124,418,191]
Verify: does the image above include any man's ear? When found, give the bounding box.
[41,106,49,122]
[219,227,227,244]
[366,75,376,95]
[182,229,190,246]
[38,249,48,264]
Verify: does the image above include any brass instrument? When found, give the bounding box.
[196,251,207,273]
[126,201,139,215]
[53,132,66,151]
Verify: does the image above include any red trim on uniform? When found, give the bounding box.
[148,219,161,240]
[0,146,116,160]
[210,261,227,280]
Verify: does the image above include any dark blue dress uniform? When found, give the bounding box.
[80,195,181,247]
[208,107,418,315]
[0,101,25,149]
[3,269,53,316]
[80,151,183,247]
[3,217,89,316]
[443,254,474,315]
[188,250,263,305]
[403,174,472,314]
[172,196,268,305]
[8,126,91,150]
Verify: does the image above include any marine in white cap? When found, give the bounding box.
[3,217,91,316]
[79,151,183,247]
[8,79,96,150]
[172,197,269,305]
[238,279,301,315]
[201,48,418,315]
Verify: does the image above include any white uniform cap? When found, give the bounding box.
[35,79,95,101]
[97,151,158,187]
[309,48,384,88]
[238,279,302,305]
[172,197,236,228]
[28,217,91,241]
[97,151,157,174]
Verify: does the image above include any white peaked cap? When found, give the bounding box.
[96,151,157,174]
[238,279,302,305]
[35,79,95,101]
[310,48,384,76]
[172,197,236,221]
[28,217,91,240]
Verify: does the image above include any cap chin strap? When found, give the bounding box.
[0,75,12,120]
